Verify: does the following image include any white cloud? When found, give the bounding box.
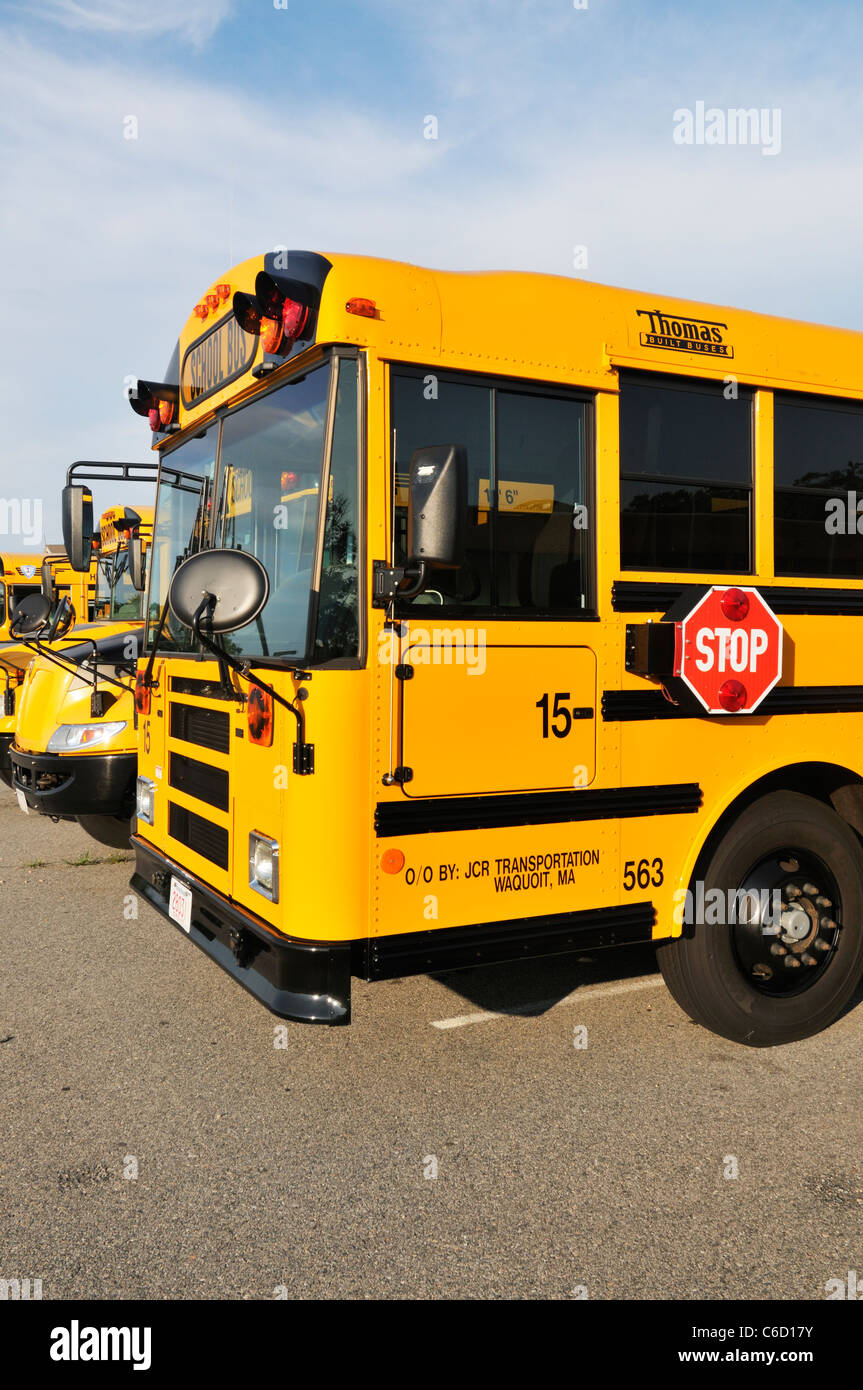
[31,0,233,46]
[2,14,863,542]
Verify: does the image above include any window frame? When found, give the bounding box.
[389,362,597,621]
[618,368,755,576]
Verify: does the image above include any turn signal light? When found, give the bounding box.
[147,408,160,432]
[247,684,273,746]
[718,679,747,712]
[346,297,376,318]
[721,588,750,622]
[158,399,174,427]
[135,671,151,715]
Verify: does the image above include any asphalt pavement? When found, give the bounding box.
[1,784,860,1300]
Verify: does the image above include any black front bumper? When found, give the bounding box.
[131,836,352,1024]
[0,733,13,787]
[10,748,136,817]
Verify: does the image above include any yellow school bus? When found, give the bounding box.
[0,552,95,784]
[0,554,42,642]
[11,474,156,846]
[119,251,863,1046]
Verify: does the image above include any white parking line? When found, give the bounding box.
[430,976,664,1030]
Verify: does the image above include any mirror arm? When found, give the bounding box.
[398,561,428,601]
[372,560,428,608]
[190,594,314,774]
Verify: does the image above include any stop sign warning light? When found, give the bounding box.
[625,586,784,716]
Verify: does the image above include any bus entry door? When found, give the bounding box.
[397,637,596,798]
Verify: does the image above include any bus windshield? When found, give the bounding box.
[0,580,40,630]
[147,427,218,651]
[148,356,360,663]
[96,551,143,621]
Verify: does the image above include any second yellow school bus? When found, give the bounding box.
[115,250,863,1046]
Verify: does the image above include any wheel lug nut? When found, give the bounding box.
[815,896,832,908]
[800,952,817,966]
[813,937,831,952]
[770,942,787,957]
[783,955,802,969]
[802,883,818,896]
[820,917,836,931]
[786,884,801,899]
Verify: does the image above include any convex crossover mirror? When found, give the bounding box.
[168,549,270,635]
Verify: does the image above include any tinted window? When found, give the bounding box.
[620,373,752,571]
[775,395,863,577]
[494,390,588,609]
[392,371,590,612]
[392,374,492,607]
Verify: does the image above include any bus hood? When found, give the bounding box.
[14,654,136,756]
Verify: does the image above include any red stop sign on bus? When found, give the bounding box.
[674,586,783,714]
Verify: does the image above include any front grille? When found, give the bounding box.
[169,751,229,812]
[170,701,230,753]
[168,801,229,870]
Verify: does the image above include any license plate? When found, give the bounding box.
[15,788,29,815]
[168,877,193,933]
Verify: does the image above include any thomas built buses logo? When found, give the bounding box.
[637,308,734,360]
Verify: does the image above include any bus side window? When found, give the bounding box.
[774,393,863,578]
[619,371,752,572]
[391,370,592,614]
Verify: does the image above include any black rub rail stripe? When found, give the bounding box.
[611,580,863,616]
[603,686,863,721]
[375,783,702,837]
[363,902,656,980]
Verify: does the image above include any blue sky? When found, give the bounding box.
[2,0,863,542]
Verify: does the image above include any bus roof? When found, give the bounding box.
[0,553,44,578]
[140,251,863,439]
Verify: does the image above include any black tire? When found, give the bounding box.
[657,791,863,1046]
[77,814,132,850]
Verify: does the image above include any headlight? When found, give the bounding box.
[249,832,279,902]
[46,721,127,753]
[136,776,155,826]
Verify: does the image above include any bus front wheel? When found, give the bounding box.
[657,791,863,1047]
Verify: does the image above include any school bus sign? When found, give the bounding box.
[675,586,783,715]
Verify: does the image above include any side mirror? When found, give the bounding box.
[10,592,52,639]
[169,549,270,634]
[61,485,94,573]
[41,560,57,603]
[407,445,467,570]
[129,534,145,592]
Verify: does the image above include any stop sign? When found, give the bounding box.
[673,586,783,714]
